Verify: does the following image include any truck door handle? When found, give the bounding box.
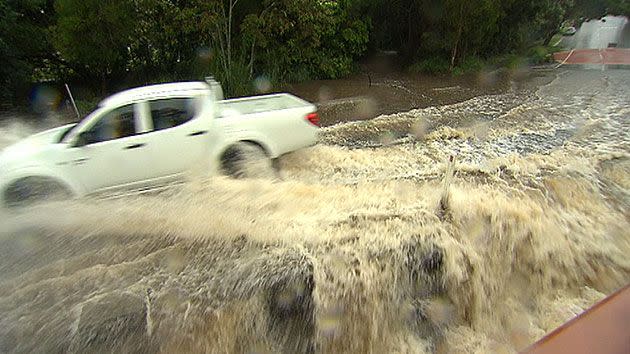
[73,158,90,165]
[188,131,208,137]
[125,143,146,150]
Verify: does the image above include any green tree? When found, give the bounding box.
[608,0,630,16]
[443,0,502,68]
[242,0,369,81]
[1,0,56,103]
[126,0,207,84]
[533,0,573,46]
[0,1,24,101]
[183,0,263,96]
[52,0,135,93]
[126,0,263,96]
[350,0,586,70]
[571,0,629,17]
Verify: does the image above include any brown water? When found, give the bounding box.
[0,69,629,353]
[286,56,542,126]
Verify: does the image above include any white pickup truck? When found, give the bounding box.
[0,79,319,207]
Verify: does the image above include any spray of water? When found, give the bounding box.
[0,69,628,353]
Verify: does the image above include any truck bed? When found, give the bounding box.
[217,94,310,117]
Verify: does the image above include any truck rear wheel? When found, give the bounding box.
[3,177,73,208]
[221,142,276,179]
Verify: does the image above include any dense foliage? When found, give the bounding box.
[1,0,56,102]
[0,0,627,103]
[243,0,369,81]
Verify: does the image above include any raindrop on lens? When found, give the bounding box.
[320,305,343,338]
[30,85,61,115]
[254,76,272,93]
[318,86,333,102]
[411,119,428,140]
[196,47,214,62]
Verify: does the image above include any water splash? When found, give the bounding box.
[0,69,629,353]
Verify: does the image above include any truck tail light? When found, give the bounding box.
[306,112,320,127]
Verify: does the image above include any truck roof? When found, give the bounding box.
[99,81,210,108]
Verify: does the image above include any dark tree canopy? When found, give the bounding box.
[0,0,627,103]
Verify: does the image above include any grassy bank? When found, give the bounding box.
[408,44,564,76]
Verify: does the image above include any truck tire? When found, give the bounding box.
[3,177,73,208]
[221,142,276,179]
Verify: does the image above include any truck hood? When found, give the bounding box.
[0,124,75,165]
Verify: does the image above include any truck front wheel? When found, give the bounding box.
[3,177,73,208]
[221,142,276,179]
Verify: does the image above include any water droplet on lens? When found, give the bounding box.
[379,131,396,146]
[356,97,376,119]
[320,305,343,338]
[412,119,428,140]
[318,86,333,102]
[30,85,61,114]
[196,47,213,61]
[254,76,272,93]
[165,249,186,274]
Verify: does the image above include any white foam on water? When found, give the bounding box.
[0,70,628,353]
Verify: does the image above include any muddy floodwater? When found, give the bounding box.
[287,58,538,126]
[0,68,629,353]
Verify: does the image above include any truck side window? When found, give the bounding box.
[150,98,195,131]
[86,104,137,143]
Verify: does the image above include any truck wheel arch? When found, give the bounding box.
[2,176,76,207]
[219,141,276,178]
[220,140,271,162]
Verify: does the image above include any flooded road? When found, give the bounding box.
[0,68,629,353]
[286,53,545,127]
[287,71,512,126]
[563,16,628,49]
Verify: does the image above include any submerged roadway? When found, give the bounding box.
[553,15,630,66]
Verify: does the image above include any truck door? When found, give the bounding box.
[62,103,155,193]
[139,96,215,181]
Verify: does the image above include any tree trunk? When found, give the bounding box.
[227,0,233,69]
[227,0,240,71]
[249,40,256,78]
[405,5,422,60]
[450,41,459,70]
[450,3,465,71]
[100,73,107,96]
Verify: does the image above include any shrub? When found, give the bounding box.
[409,57,451,74]
[454,57,485,75]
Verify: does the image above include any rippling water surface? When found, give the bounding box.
[0,69,628,353]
